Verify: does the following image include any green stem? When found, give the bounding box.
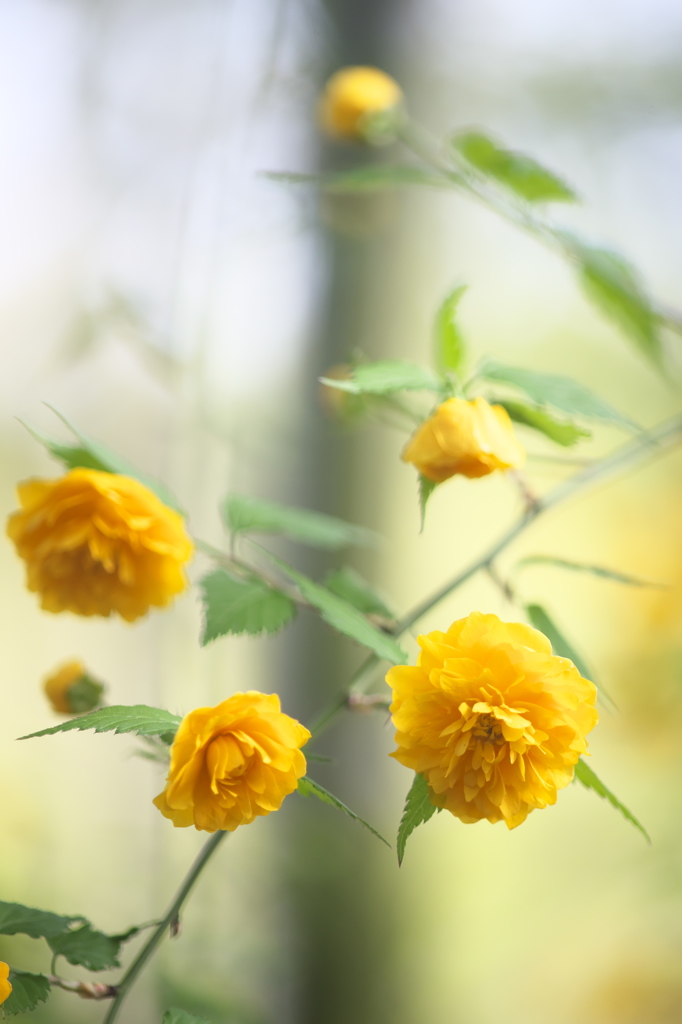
[103,832,227,1024]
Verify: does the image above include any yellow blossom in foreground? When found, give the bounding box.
[154,692,311,832]
[318,66,403,140]
[43,659,104,714]
[7,468,193,622]
[0,962,12,1006]
[402,396,526,482]
[387,612,598,828]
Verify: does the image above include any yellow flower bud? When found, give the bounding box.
[402,396,526,482]
[318,66,403,141]
[387,612,599,828]
[43,660,105,715]
[0,962,12,1006]
[7,468,193,621]
[153,692,311,832]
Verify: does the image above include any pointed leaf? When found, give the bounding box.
[479,359,637,430]
[434,286,467,375]
[0,902,79,940]
[324,567,394,619]
[3,972,50,1017]
[498,399,591,447]
[20,705,182,741]
[162,1009,211,1024]
[223,495,377,549]
[199,569,296,645]
[264,166,449,192]
[525,604,595,685]
[452,130,577,203]
[48,925,121,971]
[297,777,390,847]
[268,557,407,664]
[574,758,650,842]
[320,360,442,396]
[397,773,439,866]
[419,475,438,532]
[516,555,666,589]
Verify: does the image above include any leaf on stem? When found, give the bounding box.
[434,286,467,376]
[320,360,442,397]
[162,1009,211,1024]
[223,495,378,549]
[20,705,182,742]
[497,399,591,447]
[574,758,650,843]
[47,925,122,971]
[297,777,390,847]
[264,166,449,192]
[397,773,439,866]
[3,972,51,1016]
[199,569,296,644]
[516,555,666,589]
[419,475,438,531]
[525,604,595,687]
[451,130,577,203]
[0,903,80,940]
[324,567,394,619]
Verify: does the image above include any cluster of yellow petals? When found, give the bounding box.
[7,469,193,622]
[43,659,104,715]
[0,962,11,1006]
[154,692,311,833]
[387,612,598,828]
[402,396,526,482]
[318,66,403,140]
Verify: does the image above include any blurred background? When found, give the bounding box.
[2,0,682,1021]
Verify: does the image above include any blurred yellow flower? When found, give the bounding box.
[318,66,403,140]
[402,396,526,482]
[0,962,12,1006]
[387,612,598,828]
[153,692,311,832]
[7,468,193,622]
[43,659,104,715]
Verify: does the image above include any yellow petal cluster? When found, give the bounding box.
[7,469,193,622]
[387,612,598,829]
[318,66,402,140]
[153,692,311,832]
[402,396,526,482]
[0,962,12,1006]
[43,659,104,714]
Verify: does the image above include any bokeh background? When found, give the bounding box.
[2,1,682,1021]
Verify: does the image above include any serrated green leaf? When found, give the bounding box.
[434,286,467,375]
[452,130,577,203]
[516,555,666,589]
[3,972,50,1017]
[320,360,442,397]
[199,569,296,644]
[479,359,637,431]
[574,758,650,842]
[297,777,390,847]
[324,567,394,619]
[418,475,438,532]
[0,902,79,940]
[498,399,592,447]
[397,773,439,866]
[525,604,595,685]
[264,166,449,193]
[268,557,407,664]
[223,495,377,549]
[48,925,121,971]
[162,1009,211,1024]
[20,705,182,742]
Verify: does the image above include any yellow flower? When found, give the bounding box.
[153,692,311,832]
[318,66,403,140]
[7,468,193,622]
[402,396,526,482]
[43,660,104,714]
[0,962,12,1006]
[387,612,598,829]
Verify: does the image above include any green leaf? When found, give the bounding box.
[3,972,50,1017]
[419,475,438,532]
[0,902,78,940]
[498,399,592,447]
[268,557,407,664]
[572,243,662,365]
[396,773,439,866]
[162,1009,211,1024]
[516,555,666,589]
[478,359,637,431]
[324,567,394,619]
[320,360,442,397]
[20,705,182,742]
[297,777,390,847]
[452,130,577,203]
[264,166,449,193]
[47,925,121,971]
[434,286,467,375]
[574,758,650,842]
[525,604,595,684]
[223,495,378,549]
[199,569,296,644]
